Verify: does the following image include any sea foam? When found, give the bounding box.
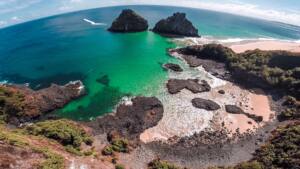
[83,18,107,26]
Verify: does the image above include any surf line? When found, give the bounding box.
[83,18,107,26]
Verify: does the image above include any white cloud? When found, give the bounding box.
[0,20,7,26]
[94,0,300,26]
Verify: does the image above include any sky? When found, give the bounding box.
[0,0,300,28]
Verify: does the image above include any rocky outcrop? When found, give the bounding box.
[1,81,85,124]
[108,9,148,32]
[88,97,163,141]
[225,105,263,123]
[152,12,199,37]
[192,98,220,111]
[163,63,183,72]
[166,79,211,94]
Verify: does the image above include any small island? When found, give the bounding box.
[108,9,149,32]
[152,12,199,37]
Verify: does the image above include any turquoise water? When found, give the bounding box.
[0,5,300,120]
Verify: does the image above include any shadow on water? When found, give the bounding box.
[1,72,86,90]
[56,85,130,121]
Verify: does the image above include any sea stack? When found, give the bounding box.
[152,12,199,37]
[108,9,148,32]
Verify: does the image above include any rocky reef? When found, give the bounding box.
[0,81,85,124]
[108,9,148,32]
[152,12,199,37]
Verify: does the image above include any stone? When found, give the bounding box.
[163,63,183,72]
[192,98,221,111]
[166,79,211,94]
[152,12,199,37]
[108,9,148,32]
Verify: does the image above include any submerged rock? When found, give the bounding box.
[192,98,221,111]
[163,63,183,72]
[108,9,148,32]
[166,79,211,94]
[152,12,199,37]
[96,75,110,86]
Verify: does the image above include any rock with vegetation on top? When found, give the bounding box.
[152,12,199,37]
[192,98,221,111]
[108,9,148,32]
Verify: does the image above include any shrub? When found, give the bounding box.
[25,119,93,148]
[148,159,180,169]
[115,164,125,169]
[254,122,300,169]
[34,148,64,169]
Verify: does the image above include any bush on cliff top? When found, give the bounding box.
[0,86,25,122]
[25,119,93,148]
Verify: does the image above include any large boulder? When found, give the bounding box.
[166,79,211,94]
[192,98,220,111]
[152,12,199,37]
[108,9,148,32]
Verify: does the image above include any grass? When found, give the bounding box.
[102,138,129,156]
[33,147,65,169]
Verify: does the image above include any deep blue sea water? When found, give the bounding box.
[0,5,299,120]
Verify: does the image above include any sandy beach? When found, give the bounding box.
[229,40,300,53]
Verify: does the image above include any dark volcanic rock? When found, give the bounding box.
[192,98,220,111]
[225,105,244,114]
[225,105,263,123]
[88,97,163,141]
[3,81,85,124]
[166,79,211,94]
[163,63,183,72]
[108,9,148,32]
[152,12,199,37]
[218,90,225,94]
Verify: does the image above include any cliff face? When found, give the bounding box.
[108,9,148,32]
[152,12,199,37]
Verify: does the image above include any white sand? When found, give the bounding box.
[230,40,300,53]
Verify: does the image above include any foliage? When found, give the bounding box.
[148,159,181,169]
[102,138,129,156]
[115,164,125,169]
[0,86,25,122]
[278,96,300,121]
[25,119,93,148]
[254,122,300,169]
[208,161,263,169]
[0,126,29,147]
[34,147,64,169]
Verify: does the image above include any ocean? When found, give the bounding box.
[0,5,299,120]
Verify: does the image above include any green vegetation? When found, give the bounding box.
[254,122,300,169]
[25,119,93,156]
[278,96,300,121]
[115,164,125,169]
[33,147,64,169]
[0,86,25,122]
[0,126,29,147]
[102,138,129,156]
[186,45,300,99]
[148,159,181,169]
